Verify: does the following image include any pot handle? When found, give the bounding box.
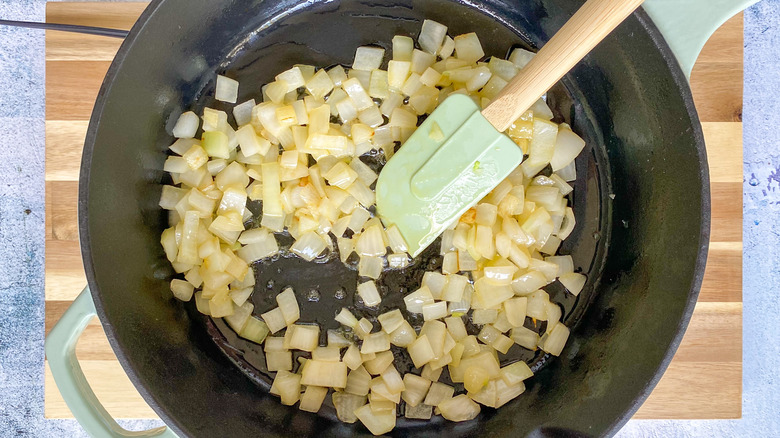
[45,288,180,438]
[642,0,758,79]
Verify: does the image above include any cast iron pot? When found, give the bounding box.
[45,0,736,436]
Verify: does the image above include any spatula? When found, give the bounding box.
[376,0,645,257]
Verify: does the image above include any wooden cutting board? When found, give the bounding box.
[43,2,743,421]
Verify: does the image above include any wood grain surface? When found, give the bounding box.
[43,2,744,421]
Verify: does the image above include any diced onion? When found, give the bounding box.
[438,395,480,422]
[404,286,435,313]
[301,360,348,388]
[357,281,382,307]
[290,231,328,261]
[422,301,448,321]
[358,256,383,279]
[407,334,436,368]
[559,272,586,296]
[172,111,200,139]
[170,279,194,301]
[540,323,570,356]
[378,309,405,334]
[353,46,385,71]
[419,20,448,55]
[215,75,239,103]
[361,332,390,354]
[354,403,396,436]
[261,307,287,334]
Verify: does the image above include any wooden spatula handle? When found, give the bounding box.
[481,0,645,132]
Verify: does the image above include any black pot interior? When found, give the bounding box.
[79,0,708,437]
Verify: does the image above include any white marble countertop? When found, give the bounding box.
[0,1,778,436]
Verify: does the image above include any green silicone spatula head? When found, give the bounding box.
[376,0,645,257]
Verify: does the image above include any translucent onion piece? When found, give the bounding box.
[238,316,269,344]
[408,334,436,368]
[559,272,586,296]
[400,374,431,407]
[290,231,328,261]
[354,403,396,436]
[438,395,480,422]
[346,366,372,396]
[276,287,300,326]
[358,256,383,279]
[419,20,448,55]
[389,320,417,347]
[272,370,300,405]
[215,75,239,103]
[170,279,194,301]
[362,350,392,375]
[261,307,287,334]
[301,360,348,388]
[224,300,254,332]
[377,309,405,334]
[353,46,386,71]
[422,301,448,321]
[404,286,435,313]
[357,281,382,307]
[540,323,570,356]
[172,111,200,139]
[299,385,328,413]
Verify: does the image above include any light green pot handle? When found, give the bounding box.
[44,288,180,438]
[643,0,759,79]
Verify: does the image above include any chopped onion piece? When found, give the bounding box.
[405,403,433,420]
[449,351,500,382]
[559,272,586,296]
[291,231,328,261]
[540,323,570,356]
[238,316,269,344]
[328,329,351,348]
[389,320,417,347]
[170,279,194,302]
[261,307,287,334]
[301,360,348,388]
[346,366,372,396]
[557,207,576,240]
[276,287,300,326]
[215,75,239,103]
[358,256,383,279]
[343,344,364,370]
[335,308,359,329]
[438,394,480,422]
[387,253,410,268]
[472,309,498,325]
[299,385,328,413]
[362,350,392,375]
[404,286,435,313]
[354,403,396,436]
[272,370,301,405]
[422,301,448,321]
[357,281,382,307]
[512,271,550,295]
[387,60,411,91]
[353,46,385,71]
[355,317,374,340]
[408,334,436,368]
[266,350,292,372]
[526,290,550,320]
[401,374,432,407]
[377,309,405,334]
[419,19,448,54]
[224,300,254,332]
[361,332,390,354]
[172,111,200,139]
